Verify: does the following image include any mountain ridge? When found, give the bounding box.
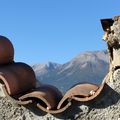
[32,50,109,93]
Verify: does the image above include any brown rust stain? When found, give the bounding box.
[0,62,36,95]
[19,84,63,110]
[0,36,14,65]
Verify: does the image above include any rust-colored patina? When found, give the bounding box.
[57,83,99,109]
[19,84,63,110]
[0,16,116,114]
[0,36,14,65]
[0,62,36,95]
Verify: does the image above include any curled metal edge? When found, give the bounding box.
[72,73,109,101]
[57,82,100,109]
[37,101,71,114]
[0,84,32,105]
[19,85,63,110]
[0,36,14,65]
[0,62,36,96]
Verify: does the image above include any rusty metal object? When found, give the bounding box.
[101,19,114,32]
[0,36,14,65]
[19,85,63,110]
[0,62,36,95]
[19,84,71,114]
[37,102,71,114]
[57,83,99,109]
[72,74,109,101]
[0,16,118,114]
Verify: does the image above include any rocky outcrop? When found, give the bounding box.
[0,16,120,120]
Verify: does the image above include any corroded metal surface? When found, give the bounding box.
[19,85,63,110]
[57,83,99,109]
[0,16,118,114]
[0,62,36,95]
[37,102,71,114]
[0,36,14,65]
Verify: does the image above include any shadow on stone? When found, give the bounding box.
[22,84,120,119]
[24,103,47,116]
[85,83,120,109]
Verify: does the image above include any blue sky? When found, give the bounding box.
[0,0,120,64]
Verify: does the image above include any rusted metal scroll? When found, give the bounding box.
[19,85,71,114]
[0,63,36,96]
[0,36,14,65]
[0,16,117,114]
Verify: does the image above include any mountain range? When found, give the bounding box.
[32,50,109,93]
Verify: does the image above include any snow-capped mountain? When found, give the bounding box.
[32,50,109,93]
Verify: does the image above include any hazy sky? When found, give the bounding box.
[0,0,120,64]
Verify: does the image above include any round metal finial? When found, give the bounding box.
[0,36,14,65]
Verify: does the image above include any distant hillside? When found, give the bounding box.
[32,50,109,93]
